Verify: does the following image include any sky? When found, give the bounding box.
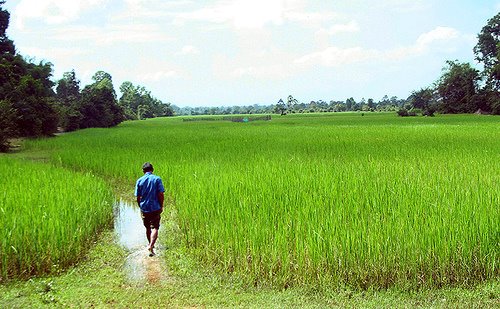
[3,0,500,107]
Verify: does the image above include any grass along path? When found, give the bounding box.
[1,114,499,307]
[0,185,499,308]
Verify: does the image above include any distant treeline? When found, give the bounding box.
[182,115,272,122]
[1,2,498,151]
[173,13,499,118]
[172,95,407,116]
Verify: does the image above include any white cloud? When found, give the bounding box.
[295,26,465,68]
[317,20,359,36]
[13,0,105,28]
[387,26,462,59]
[213,25,466,80]
[213,46,299,80]
[174,0,336,29]
[138,70,178,82]
[284,11,337,24]
[17,46,88,61]
[176,0,285,29]
[177,45,199,55]
[415,26,459,48]
[48,24,172,45]
[379,0,431,13]
[112,0,193,21]
[294,46,379,67]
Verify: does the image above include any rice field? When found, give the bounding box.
[6,112,500,288]
[0,156,114,280]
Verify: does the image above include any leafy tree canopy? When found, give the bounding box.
[474,12,500,90]
[437,60,480,114]
[118,81,173,120]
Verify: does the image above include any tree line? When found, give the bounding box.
[0,1,173,151]
[404,12,499,116]
[175,12,499,118]
[1,4,498,151]
[172,95,406,116]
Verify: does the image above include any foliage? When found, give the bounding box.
[407,88,437,116]
[0,3,129,150]
[55,70,82,131]
[474,12,500,91]
[274,98,286,115]
[436,60,481,114]
[0,54,58,137]
[0,1,14,55]
[407,12,500,115]
[0,3,59,148]
[79,80,123,128]
[0,156,114,280]
[0,231,498,307]
[174,96,406,116]
[54,70,125,130]
[118,81,173,120]
[0,100,16,151]
[24,113,499,289]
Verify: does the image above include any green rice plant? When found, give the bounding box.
[19,113,500,288]
[0,157,113,280]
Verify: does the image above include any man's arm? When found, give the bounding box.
[135,180,141,207]
[158,192,164,212]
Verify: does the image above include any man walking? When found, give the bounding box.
[135,162,165,256]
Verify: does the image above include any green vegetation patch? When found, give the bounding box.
[17,113,500,289]
[0,156,114,280]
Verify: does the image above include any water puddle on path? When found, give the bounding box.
[114,200,167,285]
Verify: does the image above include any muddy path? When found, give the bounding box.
[114,200,168,285]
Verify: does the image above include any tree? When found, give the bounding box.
[474,12,500,91]
[4,59,58,137]
[0,3,59,146]
[79,71,123,128]
[408,87,437,116]
[56,70,80,101]
[118,81,173,120]
[367,98,375,110]
[0,99,16,151]
[286,95,298,113]
[92,71,113,87]
[274,99,286,115]
[0,1,15,55]
[346,97,356,111]
[437,60,480,114]
[55,70,82,131]
[473,12,500,114]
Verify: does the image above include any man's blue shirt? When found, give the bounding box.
[135,172,165,213]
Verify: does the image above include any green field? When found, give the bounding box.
[0,157,113,279]
[1,113,499,290]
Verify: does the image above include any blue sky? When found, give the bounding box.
[4,0,500,107]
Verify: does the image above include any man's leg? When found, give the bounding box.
[145,227,151,244]
[146,211,160,256]
[149,228,158,254]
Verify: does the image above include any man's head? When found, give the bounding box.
[142,162,154,173]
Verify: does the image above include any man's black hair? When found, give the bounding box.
[142,162,154,172]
